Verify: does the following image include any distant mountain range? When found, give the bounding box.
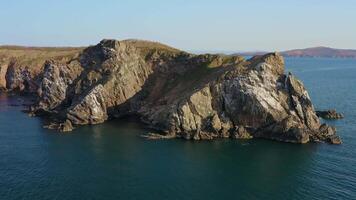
[239,47,356,58]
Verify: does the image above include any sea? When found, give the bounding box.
[0,57,355,200]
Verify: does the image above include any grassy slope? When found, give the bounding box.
[0,46,84,74]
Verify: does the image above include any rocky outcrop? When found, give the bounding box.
[1,39,341,144]
[316,110,344,119]
[5,62,37,93]
[136,52,338,144]
[35,60,83,112]
[0,46,83,92]
[67,84,109,125]
[0,64,8,90]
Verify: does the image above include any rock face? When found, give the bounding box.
[316,110,344,119]
[0,46,83,92]
[5,63,37,93]
[0,64,8,90]
[35,60,83,111]
[1,39,341,144]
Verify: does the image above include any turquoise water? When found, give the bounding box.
[0,57,355,200]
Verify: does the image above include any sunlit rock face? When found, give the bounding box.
[1,39,341,144]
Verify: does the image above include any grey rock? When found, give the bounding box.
[5,63,37,93]
[35,60,83,111]
[316,110,344,119]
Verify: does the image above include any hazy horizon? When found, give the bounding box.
[1,0,356,52]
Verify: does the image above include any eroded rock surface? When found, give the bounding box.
[316,109,344,119]
[1,39,341,144]
[35,60,83,111]
[0,46,82,91]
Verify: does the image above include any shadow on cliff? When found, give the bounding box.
[103,54,242,131]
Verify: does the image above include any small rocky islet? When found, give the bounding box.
[316,110,344,120]
[0,39,342,144]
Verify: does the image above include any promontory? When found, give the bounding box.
[0,39,341,144]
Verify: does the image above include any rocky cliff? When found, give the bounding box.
[0,46,83,92]
[0,40,341,144]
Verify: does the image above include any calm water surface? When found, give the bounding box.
[0,57,355,200]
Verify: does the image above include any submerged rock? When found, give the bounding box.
[1,39,342,144]
[316,109,344,119]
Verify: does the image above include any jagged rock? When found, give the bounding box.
[317,124,342,144]
[210,114,222,132]
[0,64,8,90]
[319,124,337,136]
[232,126,253,139]
[1,39,342,144]
[67,84,109,125]
[5,63,37,93]
[59,120,73,132]
[0,46,82,92]
[256,116,310,143]
[327,135,342,145]
[35,60,83,111]
[316,109,344,119]
[42,120,73,132]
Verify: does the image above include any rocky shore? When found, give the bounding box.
[316,110,344,120]
[0,39,342,144]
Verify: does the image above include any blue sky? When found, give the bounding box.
[0,0,355,52]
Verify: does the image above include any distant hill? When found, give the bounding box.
[282,47,356,58]
[239,47,356,58]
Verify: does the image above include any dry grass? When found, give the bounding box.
[0,46,84,74]
[122,39,182,56]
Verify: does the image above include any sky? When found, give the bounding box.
[0,0,356,52]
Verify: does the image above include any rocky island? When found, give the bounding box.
[0,39,341,144]
[316,110,344,120]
